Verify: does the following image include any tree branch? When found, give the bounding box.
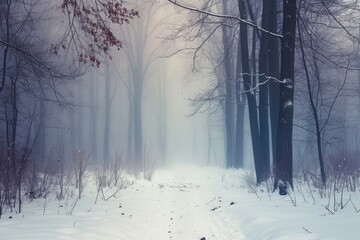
[167,0,282,38]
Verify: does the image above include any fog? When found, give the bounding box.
[4,1,360,238]
[26,1,228,171]
[2,0,360,184]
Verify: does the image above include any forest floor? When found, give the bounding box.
[0,166,359,239]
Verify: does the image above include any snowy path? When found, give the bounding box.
[143,167,243,240]
[1,166,360,239]
[105,166,244,239]
[0,166,243,240]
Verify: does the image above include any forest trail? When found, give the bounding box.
[143,166,244,240]
[1,166,359,239]
[0,166,244,240]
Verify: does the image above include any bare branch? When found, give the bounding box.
[167,0,282,38]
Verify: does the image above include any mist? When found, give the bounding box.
[2,1,360,238]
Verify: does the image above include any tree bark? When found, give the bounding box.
[238,0,266,183]
[222,0,235,168]
[274,0,297,194]
[258,0,271,178]
[268,0,280,168]
[235,20,246,169]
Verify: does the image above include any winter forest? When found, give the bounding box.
[1,0,360,239]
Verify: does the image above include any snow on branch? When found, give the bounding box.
[167,0,282,39]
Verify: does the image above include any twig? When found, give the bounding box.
[104,188,122,201]
[167,0,282,38]
[68,197,79,215]
[95,183,102,204]
[325,205,334,215]
[350,199,360,213]
[302,227,312,233]
[288,191,297,206]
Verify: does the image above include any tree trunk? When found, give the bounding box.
[0,0,10,93]
[127,82,134,166]
[235,22,246,169]
[258,0,271,178]
[69,104,77,153]
[157,74,167,166]
[133,73,143,171]
[238,0,266,183]
[90,72,98,163]
[77,81,83,150]
[37,97,46,167]
[298,21,326,185]
[222,0,235,168]
[268,0,280,168]
[104,66,111,169]
[10,70,18,201]
[274,0,297,194]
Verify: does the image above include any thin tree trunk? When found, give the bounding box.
[268,0,280,168]
[298,21,326,185]
[222,0,235,168]
[38,98,46,165]
[238,0,265,183]
[9,61,20,206]
[235,22,246,169]
[77,82,83,150]
[69,105,77,152]
[90,72,98,163]
[258,0,271,178]
[133,73,143,170]
[104,66,111,169]
[127,83,134,166]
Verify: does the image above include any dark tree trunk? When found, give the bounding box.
[235,22,246,169]
[38,98,46,164]
[268,0,280,168]
[239,0,266,183]
[244,0,258,89]
[274,0,297,194]
[250,27,257,89]
[0,0,10,93]
[10,69,18,191]
[258,0,271,178]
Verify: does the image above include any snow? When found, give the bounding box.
[284,100,293,109]
[1,166,359,240]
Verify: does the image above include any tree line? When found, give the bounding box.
[168,0,360,194]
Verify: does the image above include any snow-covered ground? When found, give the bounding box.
[0,166,359,240]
